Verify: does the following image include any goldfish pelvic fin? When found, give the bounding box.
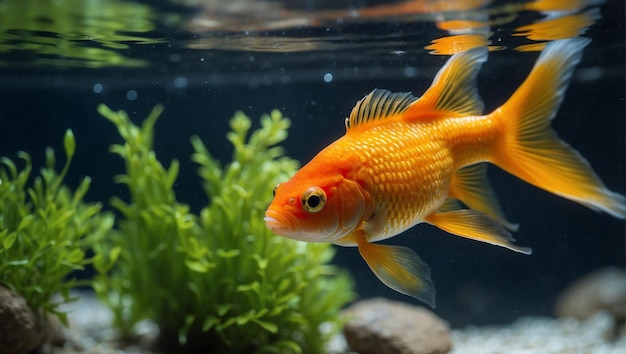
[425,210,532,254]
[404,46,488,120]
[355,233,436,307]
[450,163,519,231]
[346,89,417,131]
[491,38,626,219]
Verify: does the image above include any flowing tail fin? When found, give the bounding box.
[490,38,626,219]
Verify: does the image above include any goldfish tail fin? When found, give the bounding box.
[356,235,436,307]
[491,38,626,219]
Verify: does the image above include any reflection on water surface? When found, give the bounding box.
[0,0,607,69]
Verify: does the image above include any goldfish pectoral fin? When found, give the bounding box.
[491,38,626,219]
[356,237,436,307]
[425,210,532,255]
[450,163,519,231]
[404,46,488,119]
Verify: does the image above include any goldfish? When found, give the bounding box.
[264,38,625,307]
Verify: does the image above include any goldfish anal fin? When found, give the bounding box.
[491,38,626,219]
[346,89,417,131]
[404,46,488,120]
[355,234,436,307]
[450,163,519,231]
[425,209,532,254]
[438,198,463,212]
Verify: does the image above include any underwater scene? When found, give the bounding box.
[0,0,624,353]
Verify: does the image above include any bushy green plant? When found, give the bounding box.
[0,130,114,322]
[93,104,354,353]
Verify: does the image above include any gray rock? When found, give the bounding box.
[343,298,451,354]
[0,286,47,354]
[555,267,626,321]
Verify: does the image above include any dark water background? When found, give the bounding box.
[0,0,624,328]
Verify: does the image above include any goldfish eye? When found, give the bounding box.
[302,187,326,213]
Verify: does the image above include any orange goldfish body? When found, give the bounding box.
[264,38,626,307]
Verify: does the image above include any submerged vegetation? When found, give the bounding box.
[93,104,354,352]
[0,104,353,353]
[0,130,114,323]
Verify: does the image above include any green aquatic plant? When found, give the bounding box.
[94,104,354,353]
[0,130,114,322]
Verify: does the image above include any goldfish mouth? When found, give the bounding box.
[264,209,296,236]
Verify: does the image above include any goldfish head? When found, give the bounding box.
[264,171,369,243]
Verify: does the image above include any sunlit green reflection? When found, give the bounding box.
[0,0,164,68]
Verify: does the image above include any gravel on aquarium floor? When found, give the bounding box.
[449,313,626,354]
[43,293,625,354]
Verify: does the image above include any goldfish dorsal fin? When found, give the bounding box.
[404,47,488,120]
[346,89,417,131]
